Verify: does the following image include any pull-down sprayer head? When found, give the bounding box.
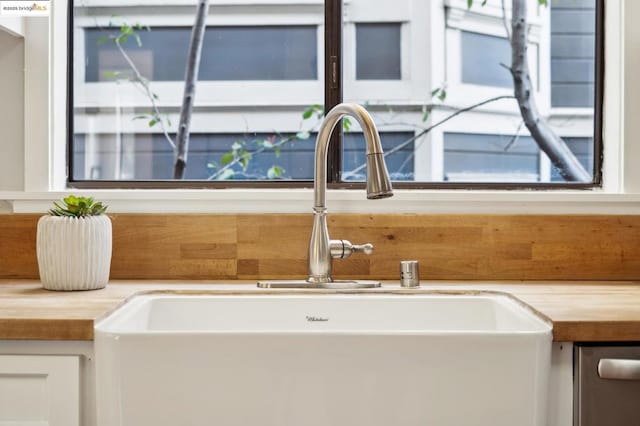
[313,103,393,209]
[366,151,394,199]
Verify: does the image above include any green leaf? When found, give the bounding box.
[220,152,234,166]
[302,103,324,119]
[52,201,66,212]
[97,36,109,45]
[431,88,440,97]
[49,195,107,217]
[465,0,488,8]
[438,89,447,102]
[239,152,252,171]
[302,108,314,120]
[90,202,107,215]
[267,165,284,179]
[102,71,122,79]
[422,106,432,122]
[120,24,132,36]
[274,147,281,158]
[342,117,352,132]
[148,119,158,127]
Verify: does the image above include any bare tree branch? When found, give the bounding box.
[343,95,515,178]
[510,0,590,182]
[114,38,175,151]
[503,120,524,151]
[208,121,322,180]
[207,135,296,181]
[501,0,511,40]
[173,0,210,179]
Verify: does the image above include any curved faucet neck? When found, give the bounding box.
[313,103,384,210]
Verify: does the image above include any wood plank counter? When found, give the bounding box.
[0,280,639,342]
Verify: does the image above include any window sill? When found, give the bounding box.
[549,108,595,118]
[1,189,639,215]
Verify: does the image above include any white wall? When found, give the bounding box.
[624,0,640,193]
[0,17,25,37]
[0,30,24,191]
[0,1,639,215]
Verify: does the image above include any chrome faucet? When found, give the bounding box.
[307,103,393,285]
[258,103,393,289]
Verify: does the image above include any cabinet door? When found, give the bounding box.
[0,355,79,426]
[576,345,640,426]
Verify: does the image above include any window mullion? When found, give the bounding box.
[324,0,343,184]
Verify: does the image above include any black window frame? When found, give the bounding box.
[67,0,604,190]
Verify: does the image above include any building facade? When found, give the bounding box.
[72,0,596,183]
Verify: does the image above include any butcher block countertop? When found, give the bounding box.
[0,280,639,342]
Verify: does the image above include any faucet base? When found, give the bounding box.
[257,280,382,289]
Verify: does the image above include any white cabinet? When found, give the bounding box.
[0,342,94,426]
[0,355,79,426]
[548,342,574,426]
[0,339,579,426]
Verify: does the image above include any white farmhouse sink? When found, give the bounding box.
[95,292,552,426]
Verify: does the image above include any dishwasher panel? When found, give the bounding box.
[575,345,640,426]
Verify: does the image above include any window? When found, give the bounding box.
[69,0,602,188]
[73,131,413,180]
[343,132,415,181]
[444,133,539,182]
[355,23,401,80]
[550,137,593,181]
[550,0,596,107]
[85,26,318,82]
[461,31,512,88]
[73,133,316,180]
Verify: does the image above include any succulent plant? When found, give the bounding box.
[49,195,108,217]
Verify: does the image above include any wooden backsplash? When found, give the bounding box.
[1,214,639,281]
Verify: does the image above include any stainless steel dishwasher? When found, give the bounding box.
[575,344,640,426]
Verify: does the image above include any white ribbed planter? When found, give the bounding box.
[37,215,112,291]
